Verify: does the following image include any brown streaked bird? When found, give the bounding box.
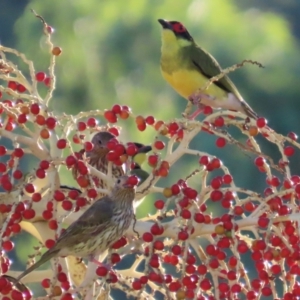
[73,132,152,192]
[4,175,136,292]
[86,131,124,189]
[72,131,124,191]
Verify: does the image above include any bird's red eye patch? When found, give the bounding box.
[172,23,186,33]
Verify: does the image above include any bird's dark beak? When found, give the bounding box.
[158,19,172,30]
[137,145,152,154]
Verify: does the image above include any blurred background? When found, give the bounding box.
[1,0,300,297]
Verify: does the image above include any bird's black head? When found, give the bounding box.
[158,19,193,42]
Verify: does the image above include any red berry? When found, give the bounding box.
[112,104,122,114]
[44,77,51,87]
[171,184,181,195]
[140,275,148,284]
[13,169,23,180]
[181,209,191,219]
[30,103,40,114]
[231,283,241,293]
[153,240,164,250]
[210,158,221,169]
[48,219,58,230]
[127,175,139,186]
[261,286,272,296]
[210,190,223,201]
[288,132,298,140]
[36,168,46,179]
[35,115,46,125]
[151,223,164,235]
[77,121,87,131]
[57,139,67,149]
[61,293,73,300]
[17,84,26,93]
[25,183,35,193]
[77,176,89,188]
[87,117,97,127]
[36,72,46,82]
[76,197,87,207]
[256,117,267,128]
[45,239,55,249]
[13,148,24,158]
[178,230,189,240]
[154,140,165,150]
[171,245,181,256]
[57,272,67,282]
[137,123,146,131]
[46,117,56,129]
[65,155,77,167]
[8,81,17,90]
[41,278,51,288]
[0,163,6,173]
[194,213,205,223]
[23,208,35,219]
[11,223,21,233]
[154,199,164,209]
[254,156,265,167]
[216,137,226,148]
[96,266,108,277]
[42,210,53,220]
[40,160,50,169]
[132,280,142,290]
[32,193,42,202]
[284,146,295,156]
[169,281,181,292]
[119,107,130,119]
[104,110,117,123]
[148,154,159,167]
[2,240,14,251]
[0,146,7,156]
[17,113,27,124]
[143,232,153,242]
[62,200,73,211]
[211,177,222,189]
[108,127,119,136]
[111,253,121,264]
[203,106,213,115]
[200,278,212,290]
[87,188,97,199]
[214,116,225,127]
[223,174,233,184]
[145,116,155,125]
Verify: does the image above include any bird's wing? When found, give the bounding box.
[55,197,114,247]
[186,44,240,96]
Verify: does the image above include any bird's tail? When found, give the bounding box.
[4,249,58,291]
[2,275,28,292]
[241,101,259,120]
[16,249,58,281]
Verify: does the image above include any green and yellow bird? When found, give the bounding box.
[131,143,151,185]
[158,19,259,119]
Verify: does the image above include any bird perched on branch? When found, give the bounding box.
[85,131,124,189]
[158,19,259,120]
[130,142,151,185]
[4,175,137,292]
[73,131,151,191]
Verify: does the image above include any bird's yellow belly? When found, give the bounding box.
[162,68,226,100]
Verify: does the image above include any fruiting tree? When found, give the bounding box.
[1,15,300,300]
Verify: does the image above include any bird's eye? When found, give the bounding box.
[173,23,186,33]
[117,179,121,184]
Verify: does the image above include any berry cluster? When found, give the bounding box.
[2,15,300,300]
